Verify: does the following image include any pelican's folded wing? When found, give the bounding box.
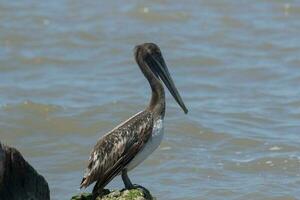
[80,110,153,189]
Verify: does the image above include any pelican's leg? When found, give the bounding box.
[121,169,134,189]
[121,169,152,199]
[92,181,101,200]
[92,181,109,200]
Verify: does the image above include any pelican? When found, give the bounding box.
[80,43,188,197]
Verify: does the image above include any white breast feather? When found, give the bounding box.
[126,118,164,171]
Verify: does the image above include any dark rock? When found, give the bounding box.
[0,142,50,200]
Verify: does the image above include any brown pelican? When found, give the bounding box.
[80,43,188,197]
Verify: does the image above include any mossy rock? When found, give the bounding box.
[71,188,153,200]
[71,192,93,200]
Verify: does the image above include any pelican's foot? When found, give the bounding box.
[131,184,152,200]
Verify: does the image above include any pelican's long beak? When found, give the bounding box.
[149,54,188,114]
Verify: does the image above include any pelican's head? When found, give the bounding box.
[134,43,188,114]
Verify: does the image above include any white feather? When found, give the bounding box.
[126,118,164,171]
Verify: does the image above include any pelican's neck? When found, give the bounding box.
[138,62,165,119]
[149,77,165,119]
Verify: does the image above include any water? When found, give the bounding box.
[1,1,300,199]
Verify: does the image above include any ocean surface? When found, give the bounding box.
[1,1,300,199]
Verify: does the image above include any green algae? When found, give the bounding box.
[71,188,153,200]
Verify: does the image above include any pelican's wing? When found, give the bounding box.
[80,110,153,189]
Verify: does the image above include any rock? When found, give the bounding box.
[70,192,93,200]
[71,188,154,200]
[0,142,50,200]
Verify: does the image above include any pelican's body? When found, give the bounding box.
[80,43,188,197]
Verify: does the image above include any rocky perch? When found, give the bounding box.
[71,188,154,200]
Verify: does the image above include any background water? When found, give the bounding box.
[1,1,300,199]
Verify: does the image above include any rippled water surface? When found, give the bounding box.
[1,1,300,199]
